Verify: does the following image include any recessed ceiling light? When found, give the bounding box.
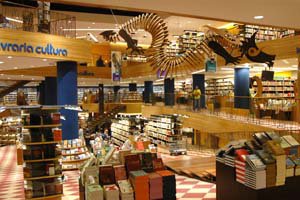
[31,78,35,80]
[14,67,18,69]
[42,59,47,62]
[88,27,90,29]
[0,74,3,76]
[21,75,24,77]
[7,56,12,59]
[282,60,289,64]
[68,20,72,24]
[60,26,63,29]
[7,77,10,79]
[254,15,264,20]
[92,22,95,25]
[0,61,4,64]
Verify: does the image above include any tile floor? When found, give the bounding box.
[0,145,216,200]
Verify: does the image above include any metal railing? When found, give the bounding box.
[0,4,76,38]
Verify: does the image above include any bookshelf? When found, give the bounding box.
[121,91,142,102]
[205,79,234,96]
[61,138,90,171]
[237,24,296,42]
[21,106,63,200]
[145,115,182,146]
[0,117,20,146]
[252,79,296,112]
[111,117,142,147]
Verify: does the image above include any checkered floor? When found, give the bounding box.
[0,145,216,200]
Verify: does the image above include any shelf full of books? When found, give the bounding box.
[145,114,182,147]
[205,79,234,96]
[111,117,141,147]
[0,117,20,146]
[252,79,295,112]
[21,106,63,200]
[61,138,90,171]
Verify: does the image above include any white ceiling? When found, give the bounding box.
[54,0,300,29]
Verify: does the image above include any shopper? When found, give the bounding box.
[193,85,201,111]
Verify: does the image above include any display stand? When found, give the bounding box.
[216,161,300,200]
[61,138,90,171]
[21,106,63,200]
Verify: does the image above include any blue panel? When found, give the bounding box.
[57,61,78,140]
[164,78,175,106]
[234,68,250,109]
[192,74,205,108]
[144,81,153,103]
[44,77,57,105]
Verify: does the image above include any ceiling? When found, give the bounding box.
[52,0,300,29]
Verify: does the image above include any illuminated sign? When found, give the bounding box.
[0,42,68,56]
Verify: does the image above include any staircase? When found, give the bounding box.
[88,105,126,131]
[0,80,31,98]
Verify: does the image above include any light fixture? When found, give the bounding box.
[6,17,23,23]
[92,22,95,25]
[221,67,234,71]
[42,59,47,62]
[7,56,12,59]
[21,75,24,77]
[254,15,264,20]
[218,23,236,29]
[0,61,4,64]
[64,28,119,31]
[87,27,91,29]
[192,69,205,74]
[14,67,18,69]
[282,60,289,64]
[0,74,3,76]
[31,78,35,80]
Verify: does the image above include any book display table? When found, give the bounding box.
[216,161,300,200]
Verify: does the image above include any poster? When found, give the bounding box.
[205,57,217,72]
[111,51,122,81]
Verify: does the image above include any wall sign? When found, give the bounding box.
[205,58,217,72]
[0,41,68,56]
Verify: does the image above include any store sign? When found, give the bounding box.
[0,41,68,56]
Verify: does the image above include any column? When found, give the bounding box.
[144,81,153,103]
[98,84,104,115]
[113,86,120,102]
[234,68,250,109]
[297,48,300,123]
[57,61,78,140]
[38,80,45,105]
[164,78,175,106]
[192,74,206,108]
[129,83,137,91]
[44,77,57,105]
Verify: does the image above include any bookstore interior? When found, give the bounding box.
[1,1,300,200]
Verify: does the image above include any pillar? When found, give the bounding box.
[144,81,153,103]
[38,81,45,105]
[297,48,300,123]
[164,78,175,106]
[57,61,78,140]
[129,83,137,91]
[234,68,250,109]
[192,74,206,108]
[98,84,104,115]
[44,77,57,105]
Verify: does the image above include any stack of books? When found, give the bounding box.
[86,185,103,200]
[286,157,296,177]
[245,154,266,189]
[282,135,300,156]
[118,180,134,200]
[265,141,286,186]
[255,149,276,187]
[235,149,249,184]
[224,147,236,167]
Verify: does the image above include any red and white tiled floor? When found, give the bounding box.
[0,145,216,200]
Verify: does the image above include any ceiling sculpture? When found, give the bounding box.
[101,13,276,77]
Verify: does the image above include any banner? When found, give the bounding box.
[111,51,122,81]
